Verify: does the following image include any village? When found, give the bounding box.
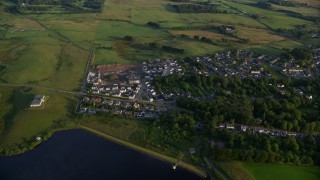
[215,123,318,138]
[79,48,319,118]
[79,96,167,118]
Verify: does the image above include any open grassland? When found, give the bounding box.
[216,161,320,180]
[242,162,320,180]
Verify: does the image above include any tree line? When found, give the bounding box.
[16,0,104,14]
[209,129,319,165]
[171,4,228,14]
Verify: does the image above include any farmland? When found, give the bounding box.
[0,0,319,177]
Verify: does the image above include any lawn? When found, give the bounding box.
[216,161,253,180]
[216,161,320,180]
[242,162,320,180]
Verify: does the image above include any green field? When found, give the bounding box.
[216,161,320,180]
[0,87,77,148]
[242,162,320,180]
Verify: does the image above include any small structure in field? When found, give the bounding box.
[189,147,196,154]
[30,95,45,107]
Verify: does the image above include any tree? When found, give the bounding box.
[256,2,272,9]
[124,35,134,41]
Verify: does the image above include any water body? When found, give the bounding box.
[0,129,204,180]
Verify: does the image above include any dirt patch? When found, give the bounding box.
[95,64,139,74]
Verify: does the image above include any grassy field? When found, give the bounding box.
[1,87,77,148]
[216,161,320,180]
[216,161,253,180]
[242,162,320,180]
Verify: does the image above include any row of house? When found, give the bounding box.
[79,96,167,118]
[216,123,313,138]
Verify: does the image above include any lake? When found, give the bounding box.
[0,129,204,180]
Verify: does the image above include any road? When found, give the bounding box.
[0,83,167,106]
[80,49,94,94]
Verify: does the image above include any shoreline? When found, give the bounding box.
[79,125,207,178]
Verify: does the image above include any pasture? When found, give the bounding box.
[216,161,320,180]
[242,162,320,180]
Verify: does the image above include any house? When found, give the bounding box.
[106,99,114,106]
[113,101,121,106]
[189,148,196,154]
[30,95,45,107]
[112,84,119,90]
[147,95,154,102]
[128,77,140,84]
[225,124,234,129]
[105,86,111,91]
[251,70,261,74]
[79,107,87,113]
[126,86,132,91]
[111,89,121,97]
[217,124,225,128]
[240,125,247,132]
[306,95,313,100]
[133,102,140,109]
[128,93,136,100]
[119,86,126,93]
